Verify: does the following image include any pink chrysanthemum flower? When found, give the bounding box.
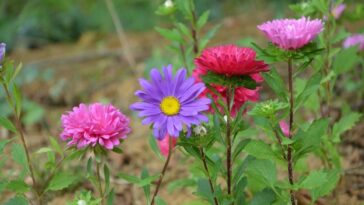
[343,34,364,50]
[193,45,268,116]
[332,4,346,19]
[60,103,131,150]
[158,134,177,157]
[257,17,323,50]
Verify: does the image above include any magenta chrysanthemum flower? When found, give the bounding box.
[194,45,268,76]
[0,43,5,63]
[193,45,268,115]
[343,34,364,50]
[61,103,131,149]
[332,4,346,19]
[130,65,210,140]
[257,17,323,50]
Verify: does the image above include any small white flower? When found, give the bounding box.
[77,200,87,205]
[164,0,173,8]
[193,125,207,136]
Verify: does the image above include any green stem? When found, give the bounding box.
[96,161,105,205]
[199,147,219,205]
[226,87,232,196]
[287,58,297,205]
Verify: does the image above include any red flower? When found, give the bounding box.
[194,45,268,77]
[193,45,269,116]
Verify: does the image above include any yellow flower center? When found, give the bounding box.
[160,96,181,116]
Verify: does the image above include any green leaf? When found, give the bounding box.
[199,25,220,50]
[197,11,210,29]
[299,170,328,190]
[4,196,28,205]
[293,119,329,161]
[233,139,250,161]
[36,147,53,154]
[46,172,78,191]
[49,137,63,157]
[295,72,322,111]
[107,189,115,205]
[155,197,167,205]
[201,71,257,89]
[6,180,30,193]
[138,174,160,187]
[118,172,140,184]
[155,27,183,43]
[249,188,276,205]
[249,100,288,118]
[12,83,22,117]
[332,112,362,143]
[310,169,341,202]
[104,164,110,193]
[0,116,17,133]
[0,139,12,154]
[234,177,247,205]
[333,46,360,74]
[261,68,287,100]
[11,143,28,168]
[149,135,163,159]
[246,159,277,188]
[141,168,151,204]
[244,140,281,162]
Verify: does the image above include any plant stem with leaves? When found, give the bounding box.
[1,81,43,205]
[199,146,219,205]
[151,137,173,205]
[287,58,296,205]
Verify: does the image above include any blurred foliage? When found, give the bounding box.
[0,0,302,50]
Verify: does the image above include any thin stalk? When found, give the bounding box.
[199,147,219,205]
[287,58,297,205]
[1,83,43,205]
[151,137,173,205]
[190,1,199,55]
[96,161,105,205]
[225,87,232,195]
[323,16,332,119]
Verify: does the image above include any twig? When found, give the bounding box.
[151,137,173,205]
[226,87,232,196]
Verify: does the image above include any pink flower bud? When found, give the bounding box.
[279,120,290,137]
[158,134,177,157]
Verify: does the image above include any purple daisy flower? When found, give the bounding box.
[130,65,210,140]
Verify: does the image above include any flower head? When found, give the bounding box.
[257,17,323,50]
[332,4,346,19]
[130,65,210,140]
[158,134,177,157]
[61,103,131,149]
[0,43,6,63]
[343,34,364,50]
[193,45,268,115]
[194,45,268,76]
